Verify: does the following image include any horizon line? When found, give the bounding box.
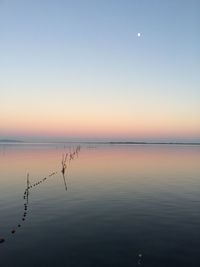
[0,139,200,146]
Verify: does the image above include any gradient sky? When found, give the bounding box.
[0,0,199,141]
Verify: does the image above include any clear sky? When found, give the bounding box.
[0,0,199,141]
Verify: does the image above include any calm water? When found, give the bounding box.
[0,143,200,267]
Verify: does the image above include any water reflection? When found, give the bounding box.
[0,144,200,266]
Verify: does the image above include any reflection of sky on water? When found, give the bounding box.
[0,144,200,266]
[1,144,200,186]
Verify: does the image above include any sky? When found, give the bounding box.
[0,0,199,141]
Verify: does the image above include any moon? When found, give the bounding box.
[137,32,141,37]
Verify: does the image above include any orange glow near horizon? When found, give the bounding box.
[1,96,200,140]
[1,124,199,140]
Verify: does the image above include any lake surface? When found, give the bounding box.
[0,143,200,267]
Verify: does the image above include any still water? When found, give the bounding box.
[0,143,200,267]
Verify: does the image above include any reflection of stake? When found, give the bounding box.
[61,153,68,191]
[62,172,68,191]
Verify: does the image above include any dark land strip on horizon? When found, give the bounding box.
[0,140,200,145]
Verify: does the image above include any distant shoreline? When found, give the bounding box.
[82,141,200,146]
[0,139,24,143]
[107,141,200,145]
[0,140,200,146]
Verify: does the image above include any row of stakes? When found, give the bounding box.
[0,146,81,244]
